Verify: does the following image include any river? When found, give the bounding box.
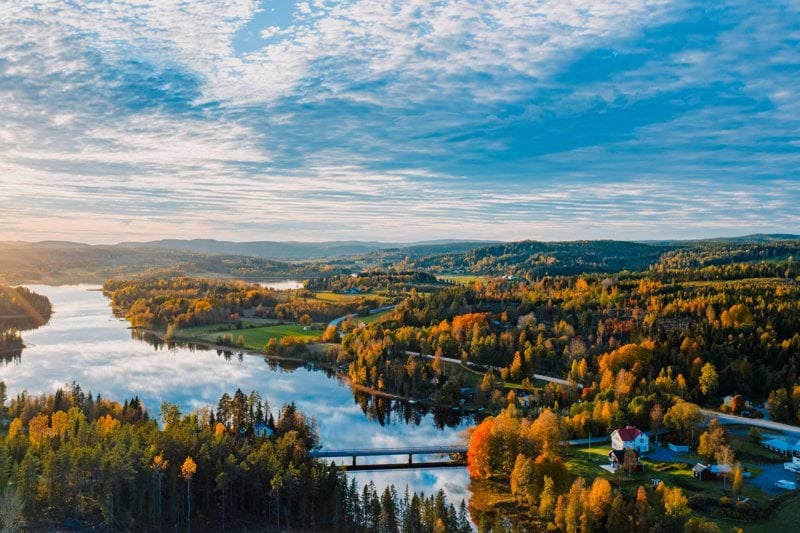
[0,285,472,504]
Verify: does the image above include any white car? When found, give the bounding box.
[784,462,799,473]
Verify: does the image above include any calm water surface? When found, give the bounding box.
[0,285,472,502]
[257,280,305,290]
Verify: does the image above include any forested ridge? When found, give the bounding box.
[0,242,340,285]
[0,384,472,532]
[362,238,800,280]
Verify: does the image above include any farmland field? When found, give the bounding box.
[175,322,321,350]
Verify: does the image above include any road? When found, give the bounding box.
[406,350,583,388]
[701,409,800,437]
[328,305,396,328]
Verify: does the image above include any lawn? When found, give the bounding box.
[175,322,321,350]
[174,317,278,337]
[437,274,487,285]
[729,432,787,464]
[566,444,770,501]
[311,291,390,304]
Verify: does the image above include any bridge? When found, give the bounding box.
[310,446,468,471]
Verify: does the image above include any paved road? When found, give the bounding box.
[701,409,800,437]
[406,350,583,388]
[328,305,396,328]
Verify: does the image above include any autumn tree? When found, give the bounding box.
[634,486,650,531]
[322,324,338,343]
[732,463,744,499]
[529,408,562,456]
[697,419,727,462]
[715,445,735,489]
[538,475,556,519]
[650,403,664,445]
[623,447,638,480]
[699,362,719,402]
[664,401,703,445]
[181,457,197,533]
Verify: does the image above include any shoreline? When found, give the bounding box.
[142,327,466,410]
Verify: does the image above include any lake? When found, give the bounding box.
[258,280,305,290]
[0,285,472,504]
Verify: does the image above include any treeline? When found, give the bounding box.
[0,285,52,331]
[0,383,471,532]
[0,242,338,285]
[104,276,281,328]
[304,271,440,294]
[653,241,800,271]
[381,240,671,278]
[104,276,386,329]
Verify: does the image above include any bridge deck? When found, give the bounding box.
[310,446,468,458]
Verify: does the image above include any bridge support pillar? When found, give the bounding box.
[408,454,413,465]
[352,456,356,467]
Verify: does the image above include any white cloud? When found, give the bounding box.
[0,0,798,243]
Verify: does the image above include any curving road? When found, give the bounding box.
[406,350,583,388]
[701,409,800,437]
[328,304,397,329]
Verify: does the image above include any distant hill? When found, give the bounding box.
[366,240,675,277]
[116,239,496,260]
[5,235,798,284]
[0,242,340,285]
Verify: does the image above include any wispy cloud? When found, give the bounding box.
[1,0,798,243]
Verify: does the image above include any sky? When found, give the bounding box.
[0,0,799,244]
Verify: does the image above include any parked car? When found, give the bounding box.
[775,480,797,490]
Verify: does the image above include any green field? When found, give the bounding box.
[311,291,390,304]
[437,274,488,285]
[567,445,767,500]
[175,321,321,350]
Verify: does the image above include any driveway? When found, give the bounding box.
[747,461,798,494]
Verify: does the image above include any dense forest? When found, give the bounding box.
[371,240,673,277]
[305,271,441,295]
[0,383,472,532]
[361,238,800,280]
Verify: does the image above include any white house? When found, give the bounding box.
[611,425,649,453]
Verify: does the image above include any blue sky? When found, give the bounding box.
[0,0,798,243]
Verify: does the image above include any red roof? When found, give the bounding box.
[614,425,642,442]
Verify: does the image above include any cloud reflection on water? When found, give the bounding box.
[0,284,473,502]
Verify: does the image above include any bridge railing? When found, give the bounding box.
[310,446,468,458]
